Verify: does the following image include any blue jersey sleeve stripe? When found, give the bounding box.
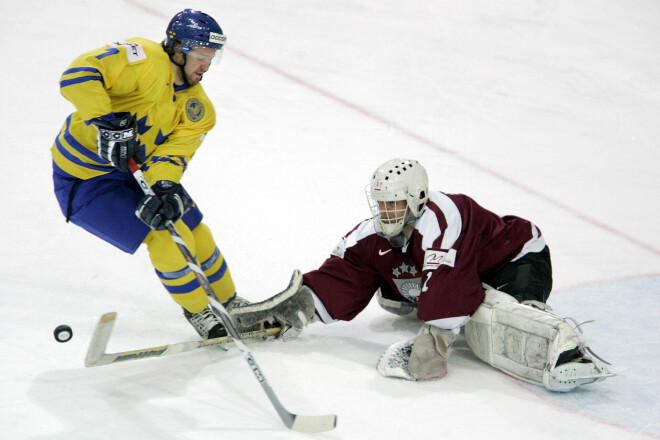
[62,67,101,75]
[55,137,113,172]
[61,115,108,165]
[60,75,105,89]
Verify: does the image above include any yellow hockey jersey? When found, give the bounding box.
[51,37,215,185]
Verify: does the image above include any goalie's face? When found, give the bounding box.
[378,200,409,224]
[372,197,412,238]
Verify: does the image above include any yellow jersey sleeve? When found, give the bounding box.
[59,39,156,122]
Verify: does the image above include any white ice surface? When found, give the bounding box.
[1,0,658,439]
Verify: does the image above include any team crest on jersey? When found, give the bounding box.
[185,98,205,122]
[391,262,421,303]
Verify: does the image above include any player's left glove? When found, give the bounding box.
[135,180,192,230]
[92,112,145,172]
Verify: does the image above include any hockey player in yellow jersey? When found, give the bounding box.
[51,9,245,339]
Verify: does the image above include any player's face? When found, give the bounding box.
[377,200,408,224]
[183,47,217,85]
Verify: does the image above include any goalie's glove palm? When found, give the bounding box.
[232,282,315,342]
[136,181,192,230]
[92,112,145,172]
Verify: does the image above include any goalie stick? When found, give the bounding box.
[118,158,337,433]
[85,312,282,367]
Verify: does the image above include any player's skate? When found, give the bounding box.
[209,293,269,334]
[184,305,227,339]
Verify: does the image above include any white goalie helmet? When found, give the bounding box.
[366,159,429,238]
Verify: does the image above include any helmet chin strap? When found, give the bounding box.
[172,53,191,86]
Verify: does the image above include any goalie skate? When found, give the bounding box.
[547,356,614,392]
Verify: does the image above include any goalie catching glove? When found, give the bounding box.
[229,270,316,341]
[92,112,145,172]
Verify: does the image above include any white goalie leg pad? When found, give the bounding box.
[464,288,613,391]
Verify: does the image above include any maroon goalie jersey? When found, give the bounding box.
[303,191,546,329]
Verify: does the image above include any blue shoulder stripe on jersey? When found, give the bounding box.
[96,47,120,60]
[62,67,101,75]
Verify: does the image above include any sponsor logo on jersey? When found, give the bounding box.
[185,98,205,122]
[378,249,392,256]
[111,41,147,63]
[422,248,456,271]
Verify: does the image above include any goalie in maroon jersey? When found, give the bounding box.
[231,159,613,391]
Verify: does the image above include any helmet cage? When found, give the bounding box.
[366,183,411,237]
[365,159,429,238]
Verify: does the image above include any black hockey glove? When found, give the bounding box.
[135,181,192,230]
[92,112,145,172]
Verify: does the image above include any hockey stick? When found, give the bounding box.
[85,312,282,367]
[125,158,337,433]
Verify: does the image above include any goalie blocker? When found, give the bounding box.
[464,287,614,392]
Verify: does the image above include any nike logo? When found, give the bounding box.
[378,249,392,256]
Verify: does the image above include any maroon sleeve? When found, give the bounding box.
[303,251,381,322]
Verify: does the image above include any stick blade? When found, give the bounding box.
[290,414,338,433]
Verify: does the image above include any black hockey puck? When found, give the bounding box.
[54,325,73,343]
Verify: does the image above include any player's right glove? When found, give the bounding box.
[92,112,145,172]
[135,180,192,230]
